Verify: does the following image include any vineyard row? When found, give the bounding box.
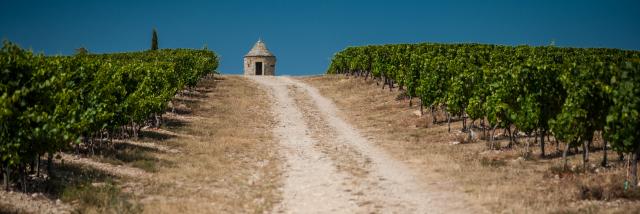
[0,41,219,191]
[327,43,640,187]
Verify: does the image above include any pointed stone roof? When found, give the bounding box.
[244,39,275,57]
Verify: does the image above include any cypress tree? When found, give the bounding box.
[151,28,158,50]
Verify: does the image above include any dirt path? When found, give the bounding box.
[250,76,481,214]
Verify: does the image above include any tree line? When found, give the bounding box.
[0,40,219,191]
[327,43,640,188]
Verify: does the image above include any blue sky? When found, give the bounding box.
[1,0,639,75]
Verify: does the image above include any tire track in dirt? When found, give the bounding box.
[249,76,358,214]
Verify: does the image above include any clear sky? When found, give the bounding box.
[1,0,639,75]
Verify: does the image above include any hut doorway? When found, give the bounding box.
[255,62,263,75]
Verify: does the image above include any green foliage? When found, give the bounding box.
[0,40,218,181]
[326,42,639,153]
[605,61,640,153]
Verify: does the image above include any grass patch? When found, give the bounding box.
[91,142,166,173]
[578,184,605,200]
[61,181,141,213]
[130,159,159,173]
[38,164,141,213]
[479,157,507,168]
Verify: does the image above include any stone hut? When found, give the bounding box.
[244,39,276,75]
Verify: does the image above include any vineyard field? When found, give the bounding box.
[1,41,219,193]
[325,42,640,204]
